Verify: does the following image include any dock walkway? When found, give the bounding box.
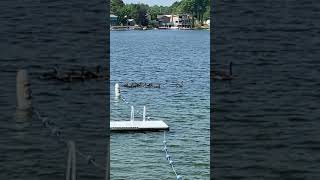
[110,106,169,131]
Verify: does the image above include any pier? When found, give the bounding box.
[111,121,169,131]
[111,106,169,131]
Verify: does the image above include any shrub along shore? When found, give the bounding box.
[110,0,210,28]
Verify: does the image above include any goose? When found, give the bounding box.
[146,83,152,88]
[85,65,102,79]
[80,67,86,81]
[64,67,86,81]
[124,81,130,87]
[212,62,233,80]
[131,82,138,88]
[153,83,160,88]
[176,81,183,87]
[40,67,59,80]
[138,82,146,87]
[95,65,102,78]
[59,69,78,82]
[53,67,70,81]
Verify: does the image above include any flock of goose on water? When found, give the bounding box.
[40,65,104,82]
[39,62,233,84]
[124,82,161,88]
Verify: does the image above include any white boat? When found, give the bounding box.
[179,27,192,30]
[170,27,179,30]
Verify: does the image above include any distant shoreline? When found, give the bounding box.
[110,26,210,31]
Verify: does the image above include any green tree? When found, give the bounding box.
[176,0,195,26]
[148,5,160,20]
[203,3,210,21]
[110,0,210,27]
[117,5,137,25]
[111,0,125,14]
[169,1,182,14]
[134,4,149,26]
[198,0,209,23]
[175,0,210,26]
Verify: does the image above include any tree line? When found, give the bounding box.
[111,0,210,27]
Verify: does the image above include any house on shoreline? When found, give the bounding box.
[127,19,136,26]
[110,13,199,29]
[110,14,118,26]
[157,14,192,28]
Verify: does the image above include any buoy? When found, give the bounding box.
[163,147,167,151]
[16,69,32,110]
[177,175,183,180]
[166,154,171,160]
[51,127,60,137]
[115,83,120,97]
[86,155,94,164]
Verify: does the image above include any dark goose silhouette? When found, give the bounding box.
[152,83,160,88]
[84,65,102,79]
[61,67,86,82]
[176,81,183,87]
[40,67,59,80]
[212,62,233,80]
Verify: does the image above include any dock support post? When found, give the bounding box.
[130,106,134,122]
[143,106,146,122]
[66,140,76,180]
[115,83,120,97]
[16,69,32,110]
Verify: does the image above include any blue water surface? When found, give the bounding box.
[110,30,210,180]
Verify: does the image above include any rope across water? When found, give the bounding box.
[116,89,184,179]
[33,109,106,171]
[163,131,183,180]
[35,82,184,179]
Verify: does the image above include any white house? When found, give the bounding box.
[205,19,210,26]
[127,19,136,26]
[110,14,118,26]
[157,14,191,28]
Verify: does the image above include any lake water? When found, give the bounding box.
[0,0,107,179]
[213,0,320,179]
[110,30,210,179]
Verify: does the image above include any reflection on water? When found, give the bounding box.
[14,109,33,140]
[1,0,107,179]
[213,0,320,179]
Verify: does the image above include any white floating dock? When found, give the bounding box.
[110,106,169,131]
[110,120,169,131]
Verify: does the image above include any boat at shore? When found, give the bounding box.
[179,27,192,30]
[158,27,191,30]
[111,26,146,31]
[110,26,131,31]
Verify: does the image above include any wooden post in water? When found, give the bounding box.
[16,69,32,110]
[105,130,110,180]
[115,83,120,97]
